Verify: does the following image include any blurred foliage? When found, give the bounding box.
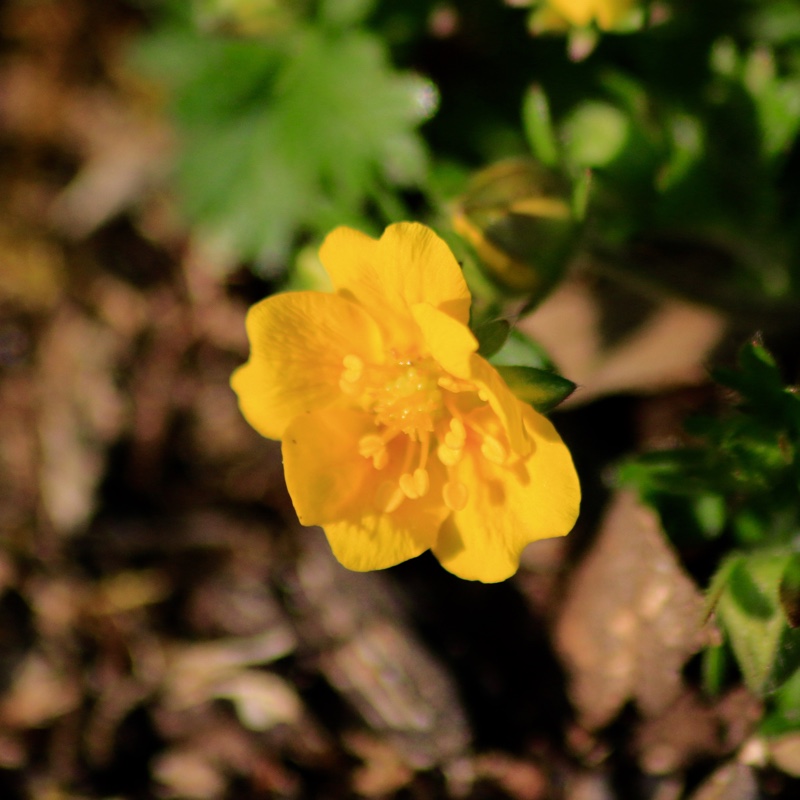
[133,0,800,320]
[133,0,434,267]
[619,339,800,712]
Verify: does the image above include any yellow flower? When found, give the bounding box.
[542,0,636,30]
[231,222,580,582]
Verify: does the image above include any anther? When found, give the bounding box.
[358,434,385,458]
[437,442,462,467]
[413,468,429,497]
[375,481,404,514]
[443,481,469,512]
[480,436,507,465]
[342,354,364,376]
[444,417,466,450]
[399,473,419,500]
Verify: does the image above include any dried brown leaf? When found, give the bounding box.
[0,652,80,727]
[519,278,725,406]
[474,753,549,800]
[556,491,706,728]
[634,688,760,775]
[345,732,414,797]
[685,762,758,800]
[767,733,800,778]
[0,226,65,310]
[290,532,471,769]
[163,630,297,711]
[50,89,172,238]
[37,305,128,533]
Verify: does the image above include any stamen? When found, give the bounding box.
[480,435,507,465]
[443,481,469,511]
[444,417,466,450]
[372,449,389,470]
[342,354,364,378]
[358,434,385,458]
[399,473,420,499]
[437,443,462,467]
[413,467,430,497]
[375,481,404,514]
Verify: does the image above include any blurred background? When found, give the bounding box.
[1,0,800,797]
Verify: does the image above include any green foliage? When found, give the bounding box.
[619,339,800,696]
[134,5,432,267]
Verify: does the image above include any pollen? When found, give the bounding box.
[370,359,444,437]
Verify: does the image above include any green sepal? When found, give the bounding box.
[474,319,511,359]
[495,366,576,413]
[489,328,554,370]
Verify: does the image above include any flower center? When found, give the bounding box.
[340,352,511,516]
[339,353,444,439]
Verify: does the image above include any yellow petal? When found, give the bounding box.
[433,404,580,582]
[283,405,449,572]
[319,223,472,334]
[322,502,443,573]
[469,355,530,457]
[282,409,377,525]
[231,291,383,440]
[411,302,477,378]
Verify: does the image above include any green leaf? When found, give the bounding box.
[134,24,431,264]
[716,552,800,694]
[474,319,510,359]
[562,101,631,169]
[522,85,559,168]
[318,0,375,27]
[702,641,728,697]
[495,366,576,412]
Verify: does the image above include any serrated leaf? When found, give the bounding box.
[495,365,576,412]
[135,24,431,264]
[716,552,800,694]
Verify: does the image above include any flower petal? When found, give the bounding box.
[283,406,449,572]
[231,291,383,440]
[282,409,377,526]
[322,493,447,572]
[433,404,580,582]
[320,223,472,333]
[469,355,530,456]
[411,302,478,378]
